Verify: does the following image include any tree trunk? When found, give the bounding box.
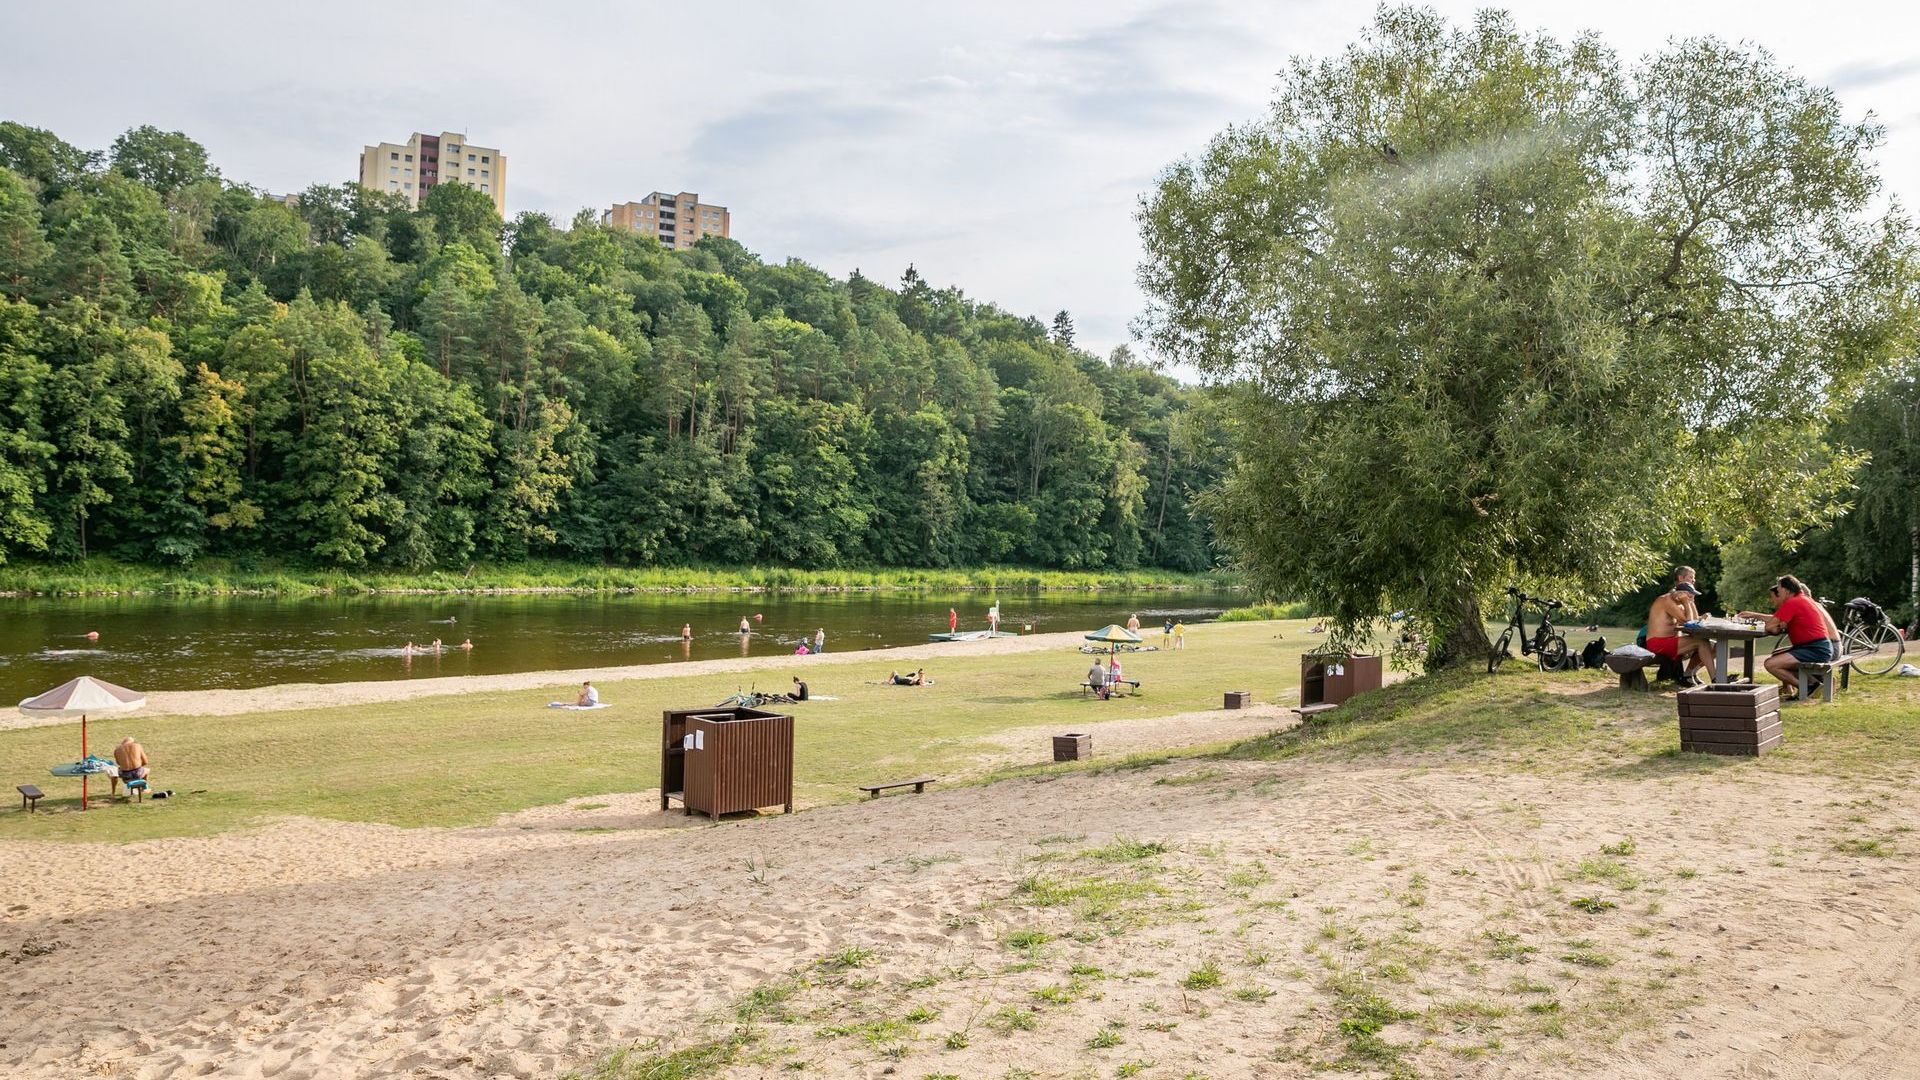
[1427,587,1490,670]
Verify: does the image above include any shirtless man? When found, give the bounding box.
[113,736,149,793]
[1646,583,1711,683]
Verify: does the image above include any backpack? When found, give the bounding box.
[1579,637,1608,671]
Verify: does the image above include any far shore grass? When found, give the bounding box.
[0,620,1308,842]
[0,557,1243,598]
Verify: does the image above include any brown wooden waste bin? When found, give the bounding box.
[1300,653,1382,707]
[1223,690,1252,709]
[661,707,795,819]
[1676,683,1781,756]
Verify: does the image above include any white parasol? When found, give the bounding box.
[20,676,146,812]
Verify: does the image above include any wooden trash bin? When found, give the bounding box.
[1053,733,1091,762]
[661,707,795,819]
[1301,653,1382,707]
[1223,690,1252,709]
[1676,683,1781,756]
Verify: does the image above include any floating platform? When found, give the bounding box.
[928,630,1021,642]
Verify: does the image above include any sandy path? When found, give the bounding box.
[3,752,1916,1079]
[0,629,1119,729]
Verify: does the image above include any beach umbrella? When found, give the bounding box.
[20,676,145,812]
[1084,624,1143,657]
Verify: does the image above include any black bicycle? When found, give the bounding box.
[1488,587,1568,673]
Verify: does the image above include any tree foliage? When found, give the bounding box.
[0,123,1225,571]
[1137,7,1915,666]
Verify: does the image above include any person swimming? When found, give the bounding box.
[460,639,474,651]
[739,617,752,635]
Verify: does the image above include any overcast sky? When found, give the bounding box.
[4,1,1918,366]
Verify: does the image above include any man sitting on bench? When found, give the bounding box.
[1737,575,1834,701]
[1086,660,1110,699]
[1645,584,1711,686]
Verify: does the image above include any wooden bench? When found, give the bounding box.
[1606,653,1688,692]
[1295,703,1338,720]
[18,784,43,813]
[860,778,936,799]
[1081,680,1141,697]
[1796,656,1854,703]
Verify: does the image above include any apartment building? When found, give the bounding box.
[603,192,730,250]
[357,132,506,213]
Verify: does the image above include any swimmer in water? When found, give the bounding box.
[403,641,415,657]
[739,617,751,635]
[754,613,764,622]
[460,639,474,651]
[431,638,443,653]
[85,630,100,642]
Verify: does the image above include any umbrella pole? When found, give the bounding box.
[80,712,88,812]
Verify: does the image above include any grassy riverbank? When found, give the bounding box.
[0,620,1305,841]
[0,558,1242,598]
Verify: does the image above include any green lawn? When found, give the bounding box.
[0,621,1316,842]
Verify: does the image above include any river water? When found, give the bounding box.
[0,591,1246,700]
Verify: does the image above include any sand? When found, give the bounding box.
[5,739,1919,1077]
[0,629,1116,729]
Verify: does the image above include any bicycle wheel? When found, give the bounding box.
[1847,622,1904,676]
[1488,630,1514,674]
[1537,635,1569,672]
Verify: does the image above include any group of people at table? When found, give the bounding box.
[1644,566,1840,699]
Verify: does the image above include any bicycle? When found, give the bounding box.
[1766,596,1906,677]
[1488,587,1568,673]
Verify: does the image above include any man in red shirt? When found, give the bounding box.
[1739,575,1835,698]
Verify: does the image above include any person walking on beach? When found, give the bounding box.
[814,627,826,654]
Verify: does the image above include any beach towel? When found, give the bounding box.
[547,702,612,710]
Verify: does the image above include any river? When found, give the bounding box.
[0,591,1246,700]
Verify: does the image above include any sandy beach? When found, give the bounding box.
[5,747,1918,1078]
[1,629,1113,728]
[4,629,1918,1079]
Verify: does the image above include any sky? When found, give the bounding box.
[3,1,1919,369]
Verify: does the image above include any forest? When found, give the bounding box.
[0,122,1223,575]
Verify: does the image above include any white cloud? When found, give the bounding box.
[1,0,1917,372]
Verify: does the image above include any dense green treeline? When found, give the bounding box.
[0,122,1224,575]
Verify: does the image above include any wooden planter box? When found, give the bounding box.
[1677,683,1782,756]
[1053,733,1091,762]
[1223,690,1252,709]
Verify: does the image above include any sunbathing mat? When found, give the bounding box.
[546,702,612,710]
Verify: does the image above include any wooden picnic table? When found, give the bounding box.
[1680,623,1771,684]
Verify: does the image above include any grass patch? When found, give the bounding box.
[1569,897,1618,914]
[1180,961,1225,990]
[0,621,1309,841]
[1083,838,1170,862]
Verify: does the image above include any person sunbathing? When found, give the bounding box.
[888,669,928,686]
[113,736,149,785]
[575,681,599,706]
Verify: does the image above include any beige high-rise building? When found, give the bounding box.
[357,131,507,213]
[603,192,730,251]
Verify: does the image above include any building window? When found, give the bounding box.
[480,169,489,177]
[390,151,399,160]
[481,184,490,192]
[405,154,413,162]
[467,167,476,176]
[481,155,490,163]
[388,180,399,188]
[448,144,460,153]
[389,165,398,174]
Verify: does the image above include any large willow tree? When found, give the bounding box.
[1138,7,1914,667]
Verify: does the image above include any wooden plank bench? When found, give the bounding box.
[17,784,43,812]
[1796,656,1854,703]
[1295,702,1338,720]
[860,777,936,799]
[1081,680,1141,697]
